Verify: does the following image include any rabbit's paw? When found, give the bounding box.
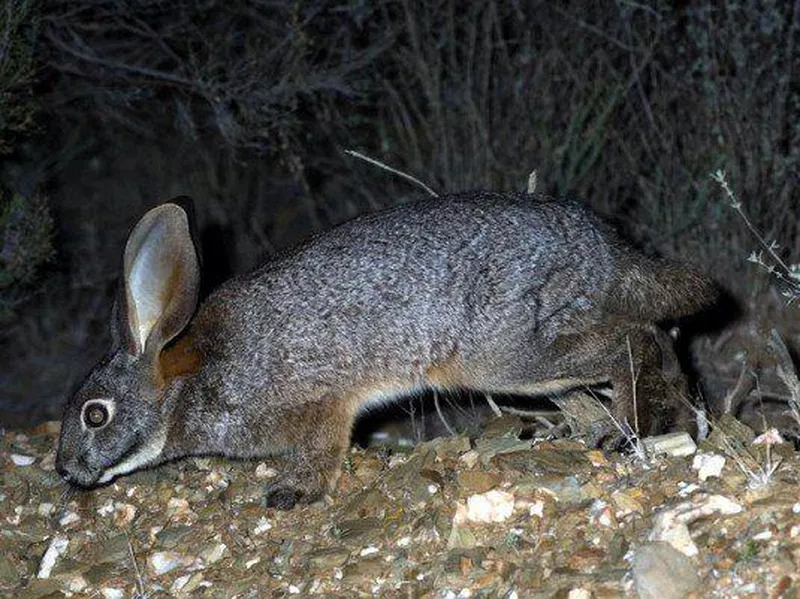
[584,421,631,452]
[264,483,304,510]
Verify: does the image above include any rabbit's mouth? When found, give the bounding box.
[97,429,167,484]
[56,458,104,488]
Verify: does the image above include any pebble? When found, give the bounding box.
[147,550,190,575]
[692,453,726,481]
[253,517,273,534]
[10,454,35,466]
[37,535,69,579]
[463,490,515,523]
[650,494,743,556]
[631,542,700,599]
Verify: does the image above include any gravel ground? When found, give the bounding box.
[1,416,799,598]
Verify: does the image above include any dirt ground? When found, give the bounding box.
[1,412,798,598]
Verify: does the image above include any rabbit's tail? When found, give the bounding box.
[608,255,721,322]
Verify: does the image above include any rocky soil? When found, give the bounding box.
[1,416,799,598]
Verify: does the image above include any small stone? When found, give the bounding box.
[585,450,608,467]
[10,453,36,466]
[253,517,273,534]
[649,495,743,556]
[752,530,772,541]
[199,542,228,564]
[65,575,88,592]
[0,555,19,586]
[147,551,190,576]
[456,470,500,496]
[308,547,350,569]
[611,488,646,515]
[37,535,69,579]
[97,499,115,517]
[112,503,137,528]
[692,453,725,481]
[642,432,697,457]
[631,542,700,599]
[459,449,480,468]
[100,588,125,599]
[461,490,515,523]
[166,497,193,520]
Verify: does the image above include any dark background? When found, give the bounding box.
[1,0,798,430]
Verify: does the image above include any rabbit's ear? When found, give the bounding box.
[120,202,200,357]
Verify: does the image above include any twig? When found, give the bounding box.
[344,149,439,198]
[625,335,640,436]
[125,532,148,599]
[483,393,503,418]
[433,390,456,436]
[527,170,537,194]
[722,360,756,416]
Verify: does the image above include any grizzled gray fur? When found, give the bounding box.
[56,191,719,509]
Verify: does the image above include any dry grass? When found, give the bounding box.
[2,0,800,425]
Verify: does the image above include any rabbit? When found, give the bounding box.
[56,191,720,509]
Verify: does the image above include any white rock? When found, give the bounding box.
[642,432,697,457]
[459,449,480,468]
[567,589,592,599]
[200,542,228,564]
[631,542,700,599]
[100,588,126,599]
[692,453,726,481]
[37,503,54,517]
[147,550,189,575]
[58,511,81,527]
[360,546,379,556]
[10,454,36,466]
[253,517,273,534]
[37,535,69,579]
[171,574,192,594]
[649,495,743,556]
[97,498,116,517]
[66,574,88,592]
[463,489,515,523]
[528,500,545,518]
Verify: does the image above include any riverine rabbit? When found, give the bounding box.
[56,191,719,509]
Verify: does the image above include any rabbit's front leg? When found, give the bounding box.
[264,397,356,510]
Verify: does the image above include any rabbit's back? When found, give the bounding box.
[194,192,620,396]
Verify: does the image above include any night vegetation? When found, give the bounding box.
[1,0,798,430]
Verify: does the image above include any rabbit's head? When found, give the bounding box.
[56,200,201,487]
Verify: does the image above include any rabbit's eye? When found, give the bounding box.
[84,403,109,428]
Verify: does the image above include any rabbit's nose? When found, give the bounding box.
[55,460,73,483]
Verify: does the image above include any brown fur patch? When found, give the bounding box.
[424,351,464,388]
[157,332,203,387]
